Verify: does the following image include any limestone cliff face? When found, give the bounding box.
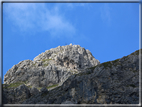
[3,45,140,104]
[4,44,100,88]
[21,49,140,104]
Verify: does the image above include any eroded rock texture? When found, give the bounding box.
[4,44,99,88]
[22,49,140,104]
[3,45,140,104]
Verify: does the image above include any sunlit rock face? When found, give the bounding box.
[3,44,140,104]
[4,44,100,88]
[33,44,99,69]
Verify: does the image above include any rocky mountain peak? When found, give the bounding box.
[4,44,100,88]
[3,49,140,104]
[33,44,99,70]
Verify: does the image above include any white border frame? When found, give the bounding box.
[1,0,141,106]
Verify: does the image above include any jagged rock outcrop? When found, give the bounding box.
[30,87,39,96]
[3,84,31,104]
[2,45,140,104]
[4,44,100,88]
[21,49,140,104]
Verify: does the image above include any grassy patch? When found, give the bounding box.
[99,58,121,69]
[43,63,49,67]
[35,84,58,91]
[70,70,74,73]
[74,71,78,74]
[32,63,36,66]
[131,49,140,55]
[71,70,78,74]
[77,71,92,76]
[77,72,85,76]
[52,85,61,91]
[3,81,28,89]
[112,59,119,63]
[42,59,52,67]
[6,82,25,88]
[42,59,52,62]
[27,85,32,89]
[47,84,58,89]
[23,80,28,84]
[87,66,97,71]
[101,61,112,68]
[86,71,92,75]
[2,84,8,89]
[37,87,42,90]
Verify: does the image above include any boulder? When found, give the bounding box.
[40,87,48,93]
[14,84,30,102]
[30,87,39,96]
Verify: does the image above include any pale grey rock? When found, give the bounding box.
[33,44,99,70]
[4,44,100,88]
[28,76,40,87]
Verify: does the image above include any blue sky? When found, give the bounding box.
[2,3,139,82]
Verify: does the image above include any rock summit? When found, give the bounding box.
[4,44,100,88]
[3,45,140,104]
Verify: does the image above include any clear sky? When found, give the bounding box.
[3,3,139,82]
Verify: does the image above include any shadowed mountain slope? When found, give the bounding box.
[3,46,140,104]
